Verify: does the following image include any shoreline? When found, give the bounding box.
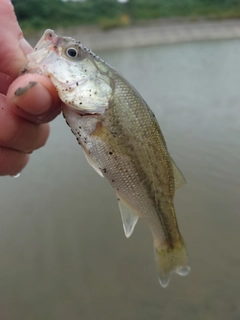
[26,18,240,51]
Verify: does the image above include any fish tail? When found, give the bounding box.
[154,238,190,288]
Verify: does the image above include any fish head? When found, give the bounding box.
[22,29,112,114]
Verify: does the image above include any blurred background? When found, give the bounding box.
[11,0,240,32]
[1,0,240,319]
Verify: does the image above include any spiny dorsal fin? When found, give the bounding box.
[171,158,186,190]
[116,193,139,238]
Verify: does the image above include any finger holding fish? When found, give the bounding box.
[0,93,50,154]
[0,73,61,176]
[7,73,61,123]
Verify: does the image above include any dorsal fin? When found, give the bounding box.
[171,158,186,190]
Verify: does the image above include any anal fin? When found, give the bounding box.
[116,194,139,238]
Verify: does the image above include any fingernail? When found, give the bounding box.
[14,81,37,96]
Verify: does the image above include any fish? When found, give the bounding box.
[21,29,190,287]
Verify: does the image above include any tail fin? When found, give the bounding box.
[154,240,190,288]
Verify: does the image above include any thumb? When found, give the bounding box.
[7,73,62,124]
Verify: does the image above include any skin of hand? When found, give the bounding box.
[0,0,61,176]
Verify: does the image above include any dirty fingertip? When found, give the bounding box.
[7,74,61,121]
[11,81,53,115]
[14,81,37,97]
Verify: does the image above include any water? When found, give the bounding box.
[1,39,240,319]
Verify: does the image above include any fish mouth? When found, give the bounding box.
[34,29,60,51]
[20,29,61,75]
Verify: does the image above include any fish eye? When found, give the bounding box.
[66,47,78,58]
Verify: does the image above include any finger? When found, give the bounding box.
[7,74,61,124]
[0,147,29,176]
[0,0,32,79]
[0,94,50,153]
[0,71,13,95]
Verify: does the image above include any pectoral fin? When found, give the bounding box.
[171,158,186,190]
[82,148,104,177]
[116,194,139,238]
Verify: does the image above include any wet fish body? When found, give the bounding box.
[22,30,190,287]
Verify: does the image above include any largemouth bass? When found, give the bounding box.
[22,30,190,287]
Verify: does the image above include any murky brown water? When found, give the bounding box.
[1,39,240,320]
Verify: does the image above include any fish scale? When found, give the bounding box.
[22,29,190,287]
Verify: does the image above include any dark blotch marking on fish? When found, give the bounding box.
[14,81,37,96]
[103,168,107,173]
[109,151,113,155]
[111,131,118,138]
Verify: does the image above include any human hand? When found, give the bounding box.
[1,0,61,176]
